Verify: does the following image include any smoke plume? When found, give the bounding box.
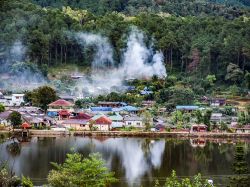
[73,28,166,97]
[0,41,47,91]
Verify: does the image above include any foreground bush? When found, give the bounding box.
[155,170,214,187]
[48,153,117,187]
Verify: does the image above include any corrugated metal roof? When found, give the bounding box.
[176,106,199,110]
[90,107,113,112]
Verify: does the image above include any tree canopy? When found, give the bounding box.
[47,152,117,187]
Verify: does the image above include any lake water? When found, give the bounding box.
[0,136,250,187]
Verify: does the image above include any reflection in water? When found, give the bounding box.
[0,137,250,187]
[230,143,250,187]
[86,138,165,186]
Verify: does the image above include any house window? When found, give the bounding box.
[80,124,85,127]
[128,122,132,125]
[136,122,141,126]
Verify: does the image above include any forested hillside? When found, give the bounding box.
[32,0,250,17]
[1,0,250,92]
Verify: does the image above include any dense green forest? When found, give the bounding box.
[1,0,250,92]
[32,0,250,17]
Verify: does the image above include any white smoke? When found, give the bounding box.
[0,41,47,91]
[75,33,114,69]
[10,41,26,62]
[120,29,166,79]
[73,28,167,97]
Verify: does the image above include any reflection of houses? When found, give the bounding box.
[176,105,199,112]
[124,116,143,128]
[190,124,207,132]
[97,101,127,108]
[91,115,112,131]
[190,139,206,148]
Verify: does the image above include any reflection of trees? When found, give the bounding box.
[6,141,21,157]
[230,143,250,187]
[193,143,214,164]
[218,144,229,154]
[141,138,151,158]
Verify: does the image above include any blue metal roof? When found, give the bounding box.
[176,106,199,110]
[140,91,153,95]
[90,107,113,112]
[47,111,58,117]
[123,105,139,111]
[112,105,139,112]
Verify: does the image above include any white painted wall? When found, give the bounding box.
[11,94,24,106]
[93,124,110,131]
[125,120,143,128]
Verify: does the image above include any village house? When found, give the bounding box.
[12,94,25,106]
[190,124,207,133]
[141,100,156,107]
[0,94,25,107]
[176,105,199,112]
[109,113,124,128]
[113,105,140,114]
[97,101,127,108]
[124,116,143,128]
[15,106,44,115]
[60,112,93,130]
[47,99,74,117]
[21,112,55,128]
[59,95,75,103]
[70,112,92,120]
[61,119,90,130]
[91,115,112,131]
[0,111,12,126]
[90,107,113,114]
[140,87,153,95]
[58,110,71,120]
[210,98,226,107]
[210,113,223,123]
[234,125,250,133]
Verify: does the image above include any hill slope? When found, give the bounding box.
[32,0,250,17]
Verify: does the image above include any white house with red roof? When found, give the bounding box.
[91,114,112,131]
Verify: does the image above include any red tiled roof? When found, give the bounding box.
[48,99,74,107]
[71,112,92,119]
[94,116,112,125]
[21,122,31,129]
[58,110,71,116]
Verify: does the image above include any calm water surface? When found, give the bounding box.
[0,136,250,187]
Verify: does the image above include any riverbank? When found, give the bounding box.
[3,129,250,139]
